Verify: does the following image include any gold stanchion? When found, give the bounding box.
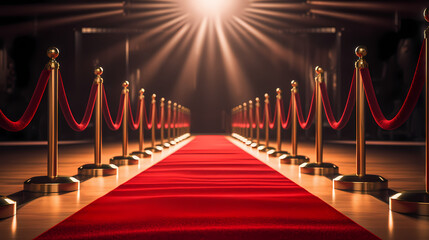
[269,88,290,156]
[280,81,310,165]
[251,98,261,148]
[145,94,163,152]
[160,98,171,148]
[175,105,182,142]
[242,102,249,143]
[173,102,177,141]
[167,100,176,146]
[24,47,80,192]
[78,67,118,176]
[110,81,140,165]
[246,100,254,146]
[258,93,275,152]
[390,9,429,215]
[131,88,153,158]
[0,196,15,218]
[300,67,339,175]
[333,46,388,191]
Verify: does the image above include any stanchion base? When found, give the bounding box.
[169,141,177,146]
[333,174,388,192]
[280,155,309,165]
[0,196,16,219]
[145,146,163,153]
[109,155,140,166]
[389,191,429,215]
[299,162,339,176]
[78,164,118,177]
[268,150,290,157]
[24,176,80,193]
[131,150,153,158]
[245,140,253,146]
[250,142,258,148]
[258,146,275,152]
[163,143,171,148]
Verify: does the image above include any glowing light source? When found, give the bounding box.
[186,0,247,18]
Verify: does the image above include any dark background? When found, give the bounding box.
[0,0,427,141]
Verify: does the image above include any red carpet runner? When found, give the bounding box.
[36,136,379,239]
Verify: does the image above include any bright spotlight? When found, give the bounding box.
[187,0,248,18]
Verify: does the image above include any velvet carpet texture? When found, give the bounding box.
[35,135,380,239]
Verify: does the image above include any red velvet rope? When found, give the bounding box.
[0,69,50,131]
[280,97,291,129]
[259,105,265,129]
[156,104,163,129]
[58,72,97,132]
[144,102,153,130]
[102,86,124,131]
[361,42,425,130]
[319,72,356,130]
[128,95,141,131]
[294,87,315,129]
[267,102,276,129]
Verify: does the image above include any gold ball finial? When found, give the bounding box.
[243,102,247,107]
[276,88,281,94]
[94,67,103,76]
[47,47,59,59]
[264,93,269,99]
[424,8,429,22]
[168,100,172,104]
[152,93,156,99]
[249,100,253,104]
[174,102,177,106]
[139,88,145,95]
[161,97,165,102]
[315,66,324,75]
[355,46,367,58]
[122,81,129,88]
[255,97,260,102]
[291,80,298,88]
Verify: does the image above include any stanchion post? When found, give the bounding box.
[78,67,118,176]
[173,102,177,141]
[252,98,261,148]
[269,88,290,156]
[246,100,254,146]
[300,67,339,175]
[110,81,140,165]
[131,89,152,158]
[258,94,275,152]
[159,98,170,148]
[243,102,248,143]
[280,81,309,164]
[390,9,429,215]
[145,94,162,152]
[333,46,388,191]
[167,100,176,146]
[24,47,80,193]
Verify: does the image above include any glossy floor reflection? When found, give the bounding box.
[229,137,429,240]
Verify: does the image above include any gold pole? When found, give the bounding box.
[24,47,80,192]
[249,100,253,142]
[265,93,269,148]
[291,81,298,156]
[315,67,323,164]
[389,9,429,215]
[94,68,103,166]
[255,98,260,147]
[276,88,282,152]
[173,102,177,140]
[239,105,243,138]
[299,67,338,175]
[279,80,309,165]
[333,47,387,191]
[355,47,368,177]
[139,89,145,152]
[160,98,165,145]
[167,100,172,143]
[122,81,129,157]
[78,67,118,175]
[47,48,59,179]
[243,102,248,139]
[151,94,156,148]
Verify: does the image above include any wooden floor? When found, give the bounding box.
[0,135,428,239]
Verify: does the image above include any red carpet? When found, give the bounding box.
[35,136,379,239]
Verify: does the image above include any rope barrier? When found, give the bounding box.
[0,69,50,131]
[267,102,276,129]
[58,72,97,132]
[294,87,316,129]
[127,95,141,131]
[144,100,153,130]
[361,42,425,130]
[319,72,356,130]
[102,85,124,131]
[280,97,291,129]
